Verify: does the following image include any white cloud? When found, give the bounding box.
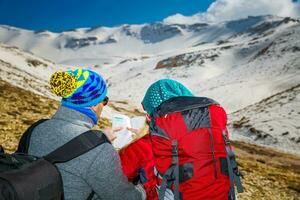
[163,0,300,24]
[163,13,201,25]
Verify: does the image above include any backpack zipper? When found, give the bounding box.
[208,128,218,179]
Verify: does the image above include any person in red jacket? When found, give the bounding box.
[113,79,243,200]
[119,132,158,200]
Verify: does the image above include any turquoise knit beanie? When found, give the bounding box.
[142,79,193,114]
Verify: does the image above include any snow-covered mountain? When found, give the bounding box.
[1,15,298,111]
[0,43,57,98]
[0,15,299,154]
[0,15,296,65]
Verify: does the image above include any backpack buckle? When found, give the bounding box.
[222,131,231,145]
[171,140,178,162]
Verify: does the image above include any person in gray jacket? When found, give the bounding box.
[28,68,145,200]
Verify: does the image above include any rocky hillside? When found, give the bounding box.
[229,84,300,155]
[0,79,299,200]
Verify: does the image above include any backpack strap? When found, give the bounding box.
[171,140,180,200]
[16,119,49,153]
[44,130,108,200]
[86,191,95,200]
[16,120,107,200]
[222,130,244,200]
[0,145,4,153]
[158,165,175,200]
[44,130,109,164]
[158,140,181,200]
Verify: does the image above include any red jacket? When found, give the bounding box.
[119,134,157,200]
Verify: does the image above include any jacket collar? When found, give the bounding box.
[52,106,94,129]
[152,96,218,117]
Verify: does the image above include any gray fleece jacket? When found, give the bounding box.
[28,106,145,200]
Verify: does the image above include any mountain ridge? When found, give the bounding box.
[0,14,299,155]
[0,15,297,64]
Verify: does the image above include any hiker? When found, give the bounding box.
[27,69,146,200]
[119,131,158,200]
[138,79,243,200]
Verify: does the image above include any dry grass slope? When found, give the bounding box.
[0,79,299,200]
[0,79,110,152]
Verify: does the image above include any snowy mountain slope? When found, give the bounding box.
[0,16,299,113]
[199,22,300,112]
[0,43,58,98]
[0,43,131,119]
[0,15,299,154]
[228,84,300,155]
[96,17,300,113]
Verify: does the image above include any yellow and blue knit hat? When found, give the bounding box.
[50,68,107,107]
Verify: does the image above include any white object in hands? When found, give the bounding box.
[130,116,146,130]
[112,114,146,149]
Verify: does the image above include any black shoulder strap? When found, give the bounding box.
[0,145,4,153]
[16,119,49,153]
[86,191,95,200]
[44,130,109,164]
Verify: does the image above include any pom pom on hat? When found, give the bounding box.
[50,71,77,98]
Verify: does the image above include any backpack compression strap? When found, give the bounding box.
[44,130,109,164]
[222,131,244,200]
[16,119,49,153]
[158,140,181,200]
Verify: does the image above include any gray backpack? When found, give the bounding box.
[0,119,109,200]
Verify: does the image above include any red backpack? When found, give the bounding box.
[149,96,243,200]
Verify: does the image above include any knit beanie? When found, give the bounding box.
[50,68,107,107]
[142,79,193,114]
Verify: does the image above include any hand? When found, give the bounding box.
[127,127,140,135]
[127,127,143,139]
[103,127,122,142]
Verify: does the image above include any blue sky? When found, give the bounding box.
[0,0,214,32]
